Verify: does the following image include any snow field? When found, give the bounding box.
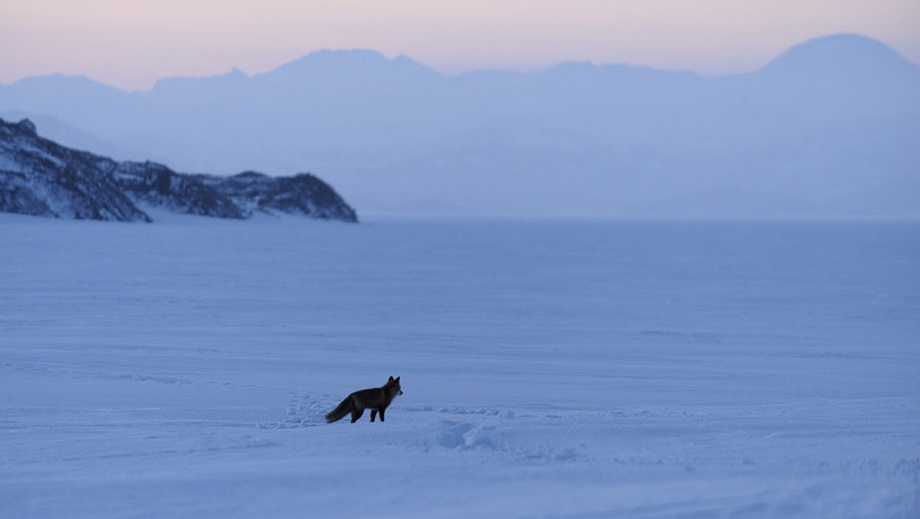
[1,213,918,517]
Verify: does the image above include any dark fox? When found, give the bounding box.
[325,376,403,423]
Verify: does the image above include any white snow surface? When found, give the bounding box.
[1,213,918,518]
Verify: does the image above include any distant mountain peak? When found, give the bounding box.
[264,48,440,81]
[760,33,918,77]
[274,49,388,71]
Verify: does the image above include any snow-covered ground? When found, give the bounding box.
[2,213,918,518]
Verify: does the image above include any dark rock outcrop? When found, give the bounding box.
[0,117,358,222]
[113,161,247,219]
[0,118,151,221]
[197,171,358,221]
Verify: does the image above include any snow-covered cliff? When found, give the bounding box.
[0,117,357,222]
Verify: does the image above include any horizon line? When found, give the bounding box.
[2,32,917,92]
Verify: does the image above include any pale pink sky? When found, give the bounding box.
[2,0,919,91]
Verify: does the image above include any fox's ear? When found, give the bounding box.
[388,376,394,382]
[395,376,400,382]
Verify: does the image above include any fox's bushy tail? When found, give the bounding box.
[325,397,352,423]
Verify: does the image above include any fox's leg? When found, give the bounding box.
[379,408,385,422]
[350,407,364,423]
[370,409,378,422]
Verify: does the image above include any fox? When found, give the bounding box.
[325,376,403,423]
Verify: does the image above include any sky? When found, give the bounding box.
[2,0,919,91]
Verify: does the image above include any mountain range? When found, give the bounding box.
[0,117,357,222]
[2,33,918,217]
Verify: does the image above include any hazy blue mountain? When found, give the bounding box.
[761,33,920,80]
[1,34,917,217]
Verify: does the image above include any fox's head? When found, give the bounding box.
[387,376,403,396]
